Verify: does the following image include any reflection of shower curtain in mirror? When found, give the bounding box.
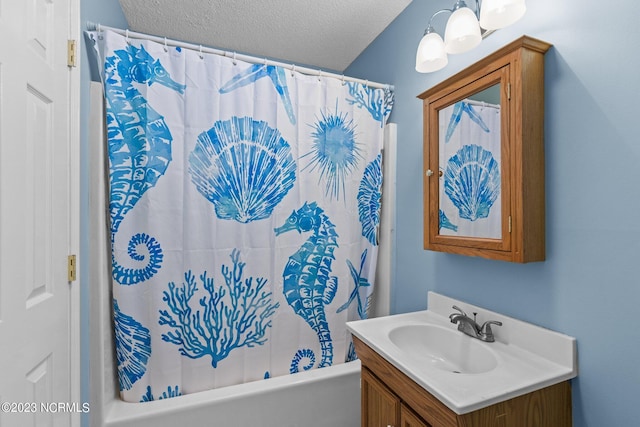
[439,100,501,239]
[92,29,393,402]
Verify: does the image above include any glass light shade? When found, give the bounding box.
[479,0,526,30]
[415,32,448,73]
[444,7,482,54]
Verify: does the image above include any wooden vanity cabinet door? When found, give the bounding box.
[401,403,432,427]
[361,366,400,427]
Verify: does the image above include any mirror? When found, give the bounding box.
[438,83,502,240]
[419,36,550,262]
[424,64,511,253]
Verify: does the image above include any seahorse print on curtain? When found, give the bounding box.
[105,44,186,285]
[275,202,339,372]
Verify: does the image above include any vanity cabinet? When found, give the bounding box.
[362,367,431,427]
[418,36,551,262]
[354,336,572,427]
[401,404,431,427]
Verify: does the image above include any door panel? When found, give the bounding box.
[0,0,76,425]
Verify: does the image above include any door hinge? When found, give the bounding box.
[508,216,512,233]
[67,39,77,67]
[68,255,77,282]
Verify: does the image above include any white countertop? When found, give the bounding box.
[347,292,578,414]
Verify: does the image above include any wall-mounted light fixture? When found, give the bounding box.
[415,0,526,73]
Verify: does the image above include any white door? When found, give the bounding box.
[0,0,79,426]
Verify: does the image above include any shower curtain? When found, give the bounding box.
[438,100,501,239]
[93,29,393,402]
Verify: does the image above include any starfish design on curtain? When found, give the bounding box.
[219,64,296,125]
[445,101,490,144]
[337,249,371,320]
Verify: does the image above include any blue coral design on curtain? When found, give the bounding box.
[97,29,393,402]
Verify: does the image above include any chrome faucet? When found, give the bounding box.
[449,305,502,342]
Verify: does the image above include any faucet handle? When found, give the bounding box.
[479,320,503,342]
[449,305,467,323]
[451,305,467,317]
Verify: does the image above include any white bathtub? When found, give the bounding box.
[88,82,382,427]
[101,362,361,427]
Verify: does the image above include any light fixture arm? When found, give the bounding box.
[423,0,481,35]
[451,0,481,18]
[423,8,453,35]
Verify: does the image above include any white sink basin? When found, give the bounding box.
[346,292,577,415]
[388,324,497,374]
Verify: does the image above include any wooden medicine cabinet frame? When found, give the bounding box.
[418,36,551,263]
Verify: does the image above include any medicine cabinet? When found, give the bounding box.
[418,36,551,262]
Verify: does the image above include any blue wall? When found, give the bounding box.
[79,0,640,426]
[80,2,127,426]
[346,0,640,426]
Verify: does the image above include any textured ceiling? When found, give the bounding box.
[119,0,412,72]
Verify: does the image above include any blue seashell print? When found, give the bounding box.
[302,105,362,201]
[219,64,296,125]
[346,82,394,127]
[113,300,151,391]
[445,101,490,144]
[189,116,296,223]
[444,144,500,221]
[357,154,383,245]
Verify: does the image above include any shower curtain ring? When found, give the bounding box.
[317,70,322,82]
[341,75,346,86]
[125,29,130,45]
[163,37,168,52]
[291,64,295,77]
[199,45,204,59]
[233,52,237,66]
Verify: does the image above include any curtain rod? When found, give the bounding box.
[86,22,394,91]
[464,99,500,108]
